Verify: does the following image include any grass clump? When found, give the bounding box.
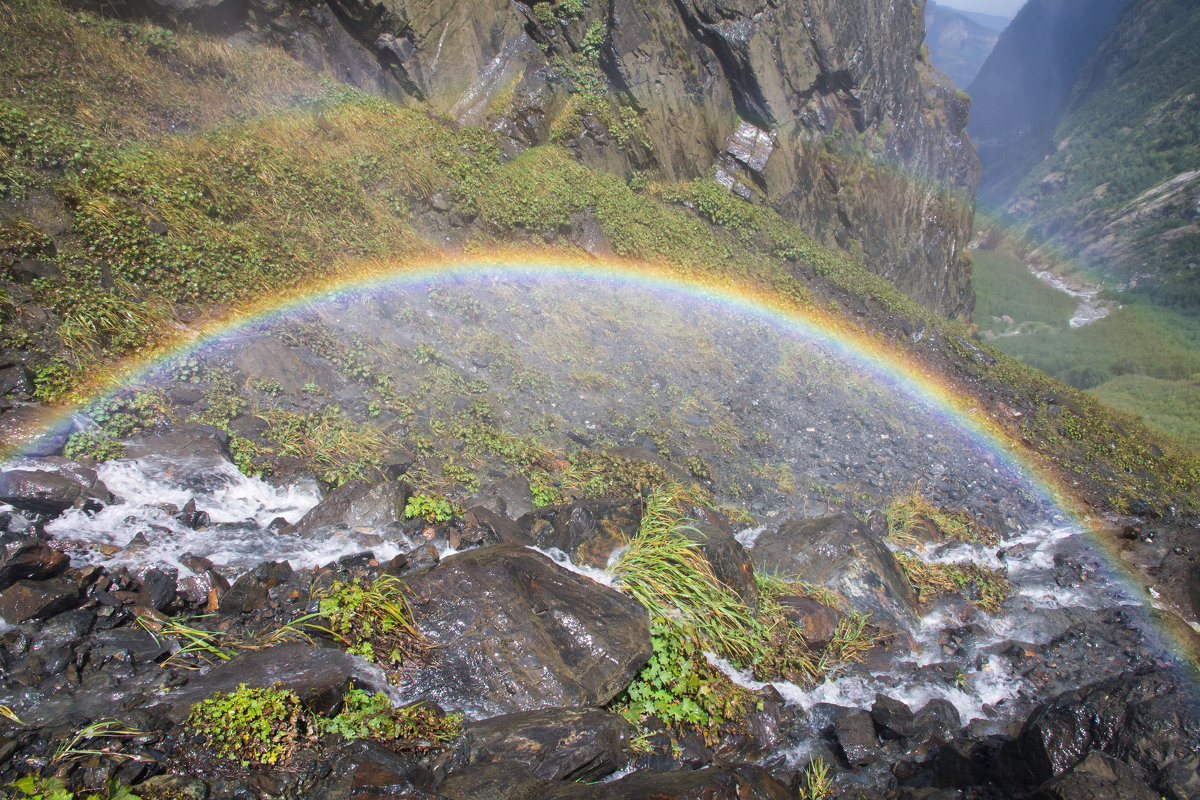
[264,407,389,488]
[186,684,310,768]
[317,689,460,749]
[896,554,1011,614]
[885,493,996,547]
[314,575,429,666]
[9,777,139,800]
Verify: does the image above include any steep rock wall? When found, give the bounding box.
[143,0,980,317]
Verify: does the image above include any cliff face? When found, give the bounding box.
[144,0,979,317]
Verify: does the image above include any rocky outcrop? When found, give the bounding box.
[141,0,979,317]
[395,544,652,718]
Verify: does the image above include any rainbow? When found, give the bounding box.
[3,252,1090,522]
[6,252,1200,674]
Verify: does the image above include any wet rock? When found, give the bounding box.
[154,643,388,722]
[0,364,35,396]
[464,506,533,547]
[0,468,85,517]
[520,499,641,569]
[396,544,651,717]
[873,694,917,740]
[457,707,634,782]
[912,699,962,748]
[219,572,269,615]
[775,596,841,648]
[684,521,757,605]
[748,514,919,629]
[0,537,68,589]
[124,422,231,464]
[1029,750,1160,800]
[135,774,209,799]
[999,665,1198,788]
[0,578,82,622]
[0,405,71,456]
[138,567,178,611]
[565,764,794,799]
[91,627,172,664]
[232,335,340,395]
[174,498,210,529]
[834,708,879,766]
[283,479,411,537]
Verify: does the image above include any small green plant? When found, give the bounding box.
[186,684,310,767]
[51,719,146,766]
[251,377,283,396]
[315,575,429,665]
[404,493,459,524]
[63,431,126,462]
[613,618,753,745]
[9,776,140,800]
[316,689,460,747]
[799,757,833,800]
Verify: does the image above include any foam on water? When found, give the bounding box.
[37,457,398,572]
[530,546,619,587]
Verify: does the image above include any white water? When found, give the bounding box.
[34,457,397,573]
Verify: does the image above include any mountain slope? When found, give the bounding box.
[1006,0,1200,295]
[967,0,1134,205]
[924,1,1002,87]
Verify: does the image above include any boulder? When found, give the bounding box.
[1029,750,1160,800]
[999,666,1198,788]
[153,643,391,722]
[396,545,652,718]
[0,578,82,622]
[0,469,85,517]
[747,514,918,629]
[0,538,68,590]
[834,707,879,766]
[0,405,71,456]
[124,423,231,465]
[872,694,917,740]
[520,499,641,569]
[775,596,841,648]
[457,707,634,782]
[283,479,411,537]
[437,763,793,800]
[683,521,757,606]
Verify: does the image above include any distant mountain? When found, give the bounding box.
[1004,0,1200,302]
[967,0,1134,205]
[948,6,1011,32]
[924,1,1003,87]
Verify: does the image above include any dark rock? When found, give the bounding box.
[396,544,651,717]
[251,560,294,587]
[124,422,231,464]
[0,578,82,622]
[219,572,269,615]
[0,406,71,456]
[999,666,1198,788]
[0,364,35,396]
[834,707,879,766]
[1029,750,1160,800]
[913,699,962,747]
[0,538,68,589]
[684,521,757,605]
[436,761,542,800]
[775,595,841,648]
[873,693,917,740]
[154,643,389,722]
[493,475,535,520]
[329,739,428,794]
[748,514,919,629]
[134,774,209,799]
[464,506,533,547]
[232,335,339,395]
[458,707,634,782]
[0,468,85,517]
[138,567,178,611]
[567,764,794,799]
[520,499,641,569]
[9,257,60,282]
[284,479,412,537]
[91,627,172,664]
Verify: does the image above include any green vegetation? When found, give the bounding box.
[885,493,996,547]
[895,553,1011,614]
[1091,373,1200,452]
[799,758,833,800]
[187,684,310,767]
[316,689,460,747]
[315,575,428,666]
[187,683,458,768]
[62,431,126,462]
[9,777,139,800]
[404,493,460,524]
[971,247,1075,334]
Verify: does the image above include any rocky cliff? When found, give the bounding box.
[132,0,980,317]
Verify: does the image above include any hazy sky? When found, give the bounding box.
[939,0,1025,17]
